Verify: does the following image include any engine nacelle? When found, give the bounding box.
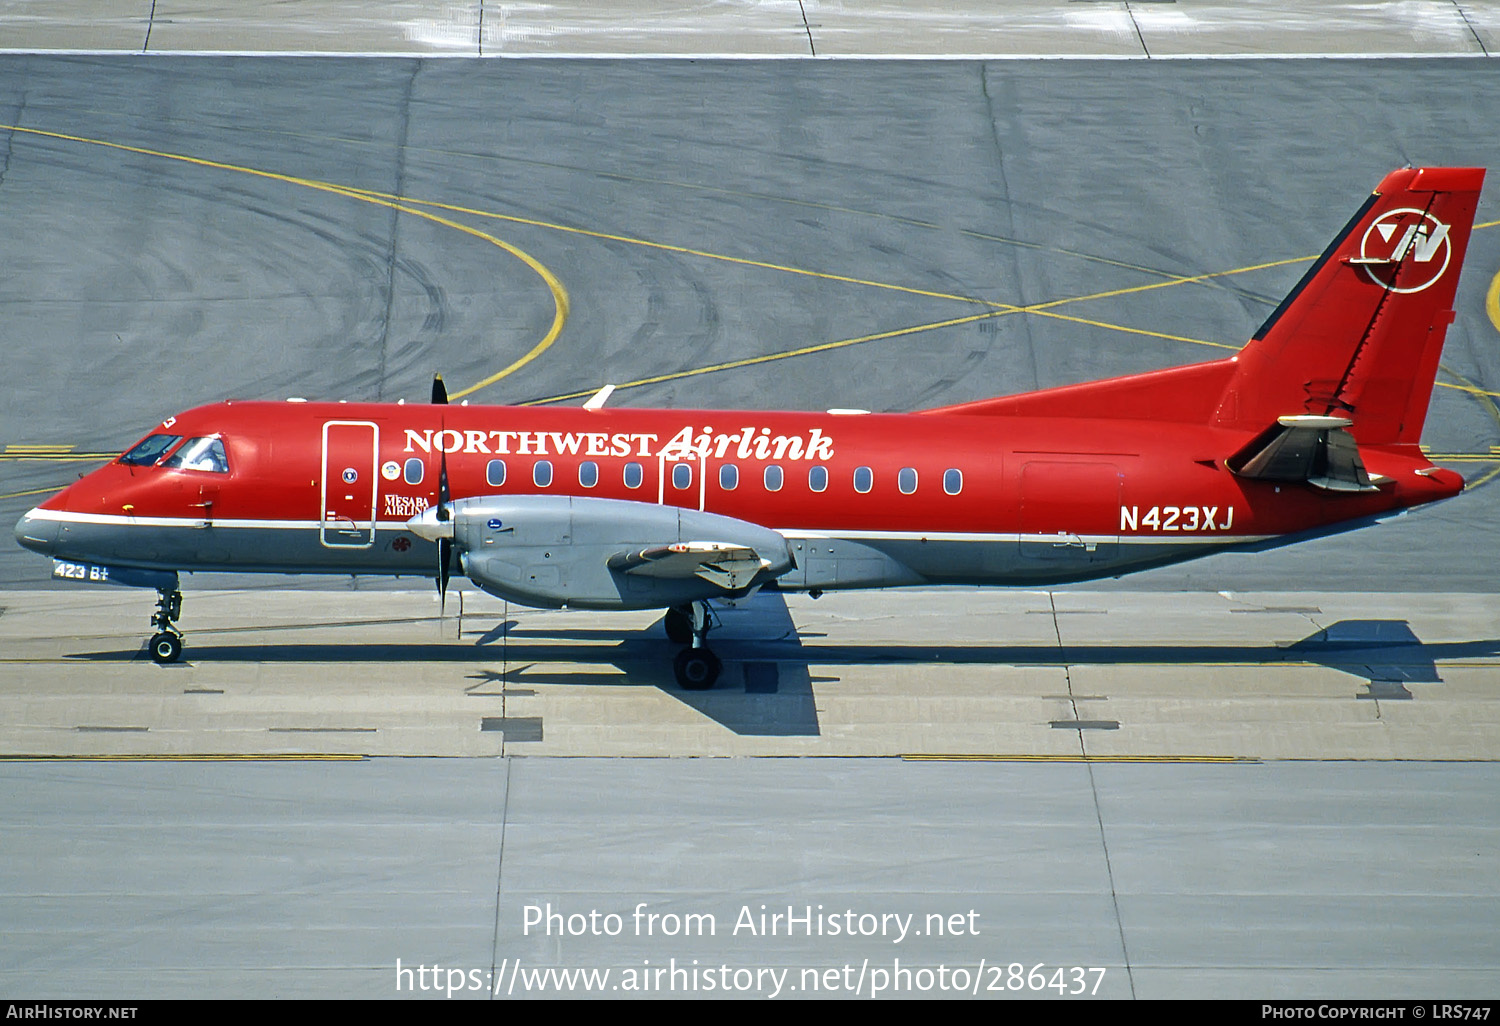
[441,495,794,610]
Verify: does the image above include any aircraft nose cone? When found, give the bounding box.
[405,505,454,543]
[13,509,58,555]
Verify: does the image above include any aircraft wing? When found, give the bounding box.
[607,541,771,592]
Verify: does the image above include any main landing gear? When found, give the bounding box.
[148,585,185,664]
[665,601,721,690]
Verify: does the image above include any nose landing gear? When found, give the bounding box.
[668,601,721,690]
[148,585,185,664]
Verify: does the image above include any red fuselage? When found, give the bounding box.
[17,397,1463,590]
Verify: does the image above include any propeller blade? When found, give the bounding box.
[437,537,452,618]
[431,373,448,405]
[434,422,452,617]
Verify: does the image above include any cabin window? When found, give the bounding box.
[533,460,553,487]
[853,466,873,494]
[719,464,738,490]
[120,434,182,467]
[944,468,963,495]
[579,461,599,488]
[808,465,828,493]
[672,462,693,489]
[486,459,506,487]
[403,458,424,485]
[162,437,229,473]
[764,465,783,492]
[898,467,917,495]
[624,462,644,489]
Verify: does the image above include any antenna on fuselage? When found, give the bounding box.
[431,374,449,405]
[583,384,615,410]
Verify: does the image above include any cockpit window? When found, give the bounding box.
[119,434,182,466]
[161,437,229,473]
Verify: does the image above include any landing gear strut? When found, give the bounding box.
[148,585,185,664]
[669,601,721,690]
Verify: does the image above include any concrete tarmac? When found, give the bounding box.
[2,1,1499,57]
[2,587,1497,759]
[2,54,1499,1000]
[3,756,1498,999]
[1,57,1498,591]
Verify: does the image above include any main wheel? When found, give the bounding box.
[149,632,183,664]
[663,607,693,645]
[673,648,722,690]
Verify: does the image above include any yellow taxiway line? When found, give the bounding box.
[3,122,1496,424]
[1487,268,1500,336]
[0,123,570,396]
[902,754,1254,763]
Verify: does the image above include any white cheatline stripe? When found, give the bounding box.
[24,509,1273,545]
[776,528,1270,546]
[20,509,416,531]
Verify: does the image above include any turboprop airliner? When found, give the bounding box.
[13,167,1484,688]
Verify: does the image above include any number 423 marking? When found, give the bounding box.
[1120,505,1236,532]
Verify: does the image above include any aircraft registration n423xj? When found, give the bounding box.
[14,167,1484,688]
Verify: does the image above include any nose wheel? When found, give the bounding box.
[148,586,185,664]
[670,601,721,690]
[149,630,183,664]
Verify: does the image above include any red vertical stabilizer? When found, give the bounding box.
[924,168,1484,448]
[1216,167,1484,445]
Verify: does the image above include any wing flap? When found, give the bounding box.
[607,541,772,591]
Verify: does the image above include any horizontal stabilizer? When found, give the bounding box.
[1227,416,1379,493]
[607,541,771,591]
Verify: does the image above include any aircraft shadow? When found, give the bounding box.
[1283,619,1457,699]
[68,618,1495,732]
[73,592,824,738]
[452,593,822,737]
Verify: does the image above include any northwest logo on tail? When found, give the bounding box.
[1357,208,1452,293]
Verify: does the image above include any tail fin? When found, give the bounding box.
[1216,167,1484,445]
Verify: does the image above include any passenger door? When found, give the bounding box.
[320,421,379,548]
